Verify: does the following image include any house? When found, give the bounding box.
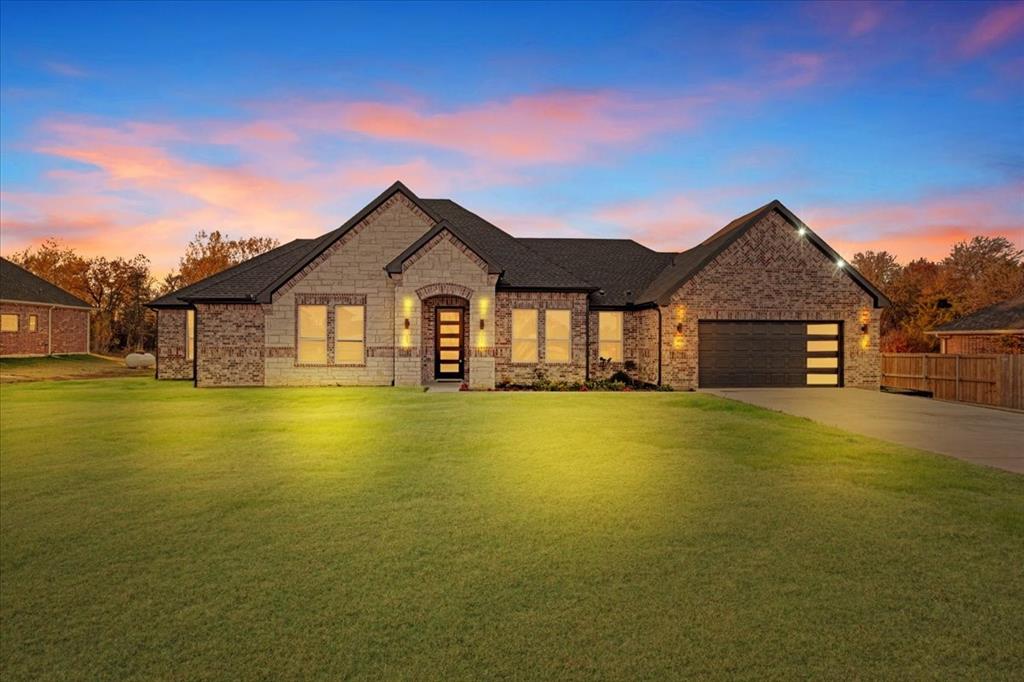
[0,257,92,357]
[147,181,888,389]
[929,295,1024,354]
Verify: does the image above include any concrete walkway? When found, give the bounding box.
[704,388,1024,474]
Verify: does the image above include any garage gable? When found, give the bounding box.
[646,201,888,308]
[672,206,875,310]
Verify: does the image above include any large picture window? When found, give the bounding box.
[0,314,17,332]
[185,310,195,361]
[545,309,571,363]
[598,311,623,362]
[511,309,538,363]
[297,305,327,364]
[335,305,365,364]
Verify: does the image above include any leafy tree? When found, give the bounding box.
[852,250,901,288]
[164,230,279,290]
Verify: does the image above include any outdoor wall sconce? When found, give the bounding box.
[797,226,806,236]
[676,322,683,333]
[404,318,410,330]
[860,324,868,334]
[479,319,485,330]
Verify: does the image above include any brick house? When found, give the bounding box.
[929,295,1024,354]
[1,257,91,357]
[148,181,888,389]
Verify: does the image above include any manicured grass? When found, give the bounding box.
[0,354,150,383]
[1,380,1022,679]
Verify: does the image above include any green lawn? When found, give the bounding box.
[0,354,150,383]
[1,380,1022,679]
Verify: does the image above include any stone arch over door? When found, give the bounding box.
[416,282,475,301]
[420,293,470,384]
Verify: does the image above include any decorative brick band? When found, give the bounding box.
[416,282,474,301]
[266,346,295,358]
[294,293,367,305]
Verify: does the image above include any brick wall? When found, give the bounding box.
[940,333,1024,355]
[196,304,265,387]
[495,291,588,384]
[587,308,661,382]
[0,303,89,356]
[661,209,881,389]
[156,308,193,379]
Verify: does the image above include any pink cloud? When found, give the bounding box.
[803,184,1024,262]
[270,91,696,165]
[959,1,1024,57]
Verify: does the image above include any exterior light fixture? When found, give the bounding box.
[860,324,868,334]
[479,319,485,330]
[404,318,410,330]
[836,259,845,268]
[676,322,683,333]
[797,227,806,236]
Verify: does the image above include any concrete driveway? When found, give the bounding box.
[704,388,1024,474]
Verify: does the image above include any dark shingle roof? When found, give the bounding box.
[147,239,315,307]
[421,199,593,290]
[519,238,673,306]
[148,183,890,311]
[933,295,1024,333]
[0,257,91,308]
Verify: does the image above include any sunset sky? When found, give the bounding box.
[1,0,1022,275]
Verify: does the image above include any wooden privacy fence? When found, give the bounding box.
[881,353,1024,411]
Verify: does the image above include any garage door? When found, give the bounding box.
[698,321,842,388]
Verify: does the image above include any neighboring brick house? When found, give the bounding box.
[928,295,1024,354]
[147,181,889,389]
[0,257,91,357]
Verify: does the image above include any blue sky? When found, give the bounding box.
[1,0,1021,273]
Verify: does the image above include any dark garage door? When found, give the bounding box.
[698,320,842,388]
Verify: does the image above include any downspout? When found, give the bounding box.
[392,291,397,386]
[47,306,53,356]
[584,306,591,381]
[192,307,198,388]
[154,311,159,379]
[656,305,663,386]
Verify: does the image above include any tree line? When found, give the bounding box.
[7,231,1023,355]
[8,231,278,353]
[851,236,1023,352]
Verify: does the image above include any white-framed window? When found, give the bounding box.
[297,305,327,364]
[185,310,195,361]
[545,309,571,363]
[598,311,623,362]
[28,315,38,332]
[1,314,18,332]
[511,308,538,363]
[335,305,365,364]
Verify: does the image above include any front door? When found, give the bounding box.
[435,308,464,380]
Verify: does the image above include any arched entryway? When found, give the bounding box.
[420,294,470,384]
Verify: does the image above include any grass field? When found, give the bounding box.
[1,379,1022,679]
[0,354,150,383]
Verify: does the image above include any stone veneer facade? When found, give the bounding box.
[155,204,882,389]
[0,303,89,357]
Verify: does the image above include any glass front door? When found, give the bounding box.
[435,308,464,380]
